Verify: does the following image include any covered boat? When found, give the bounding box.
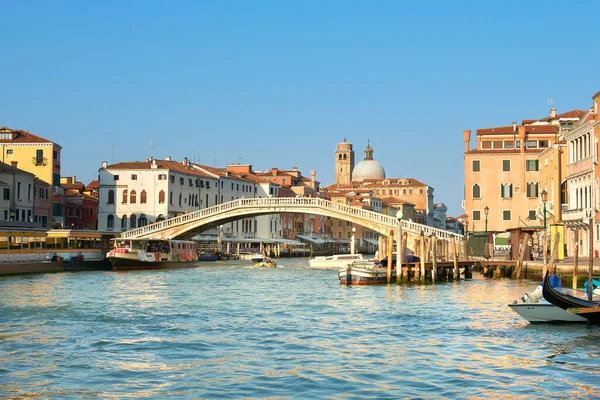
[198,252,218,261]
[542,273,600,325]
[338,260,392,285]
[107,239,198,270]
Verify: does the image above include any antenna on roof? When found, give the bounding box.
[548,98,553,105]
[212,151,217,167]
[112,141,115,164]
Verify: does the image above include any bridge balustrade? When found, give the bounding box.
[119,197,463,242]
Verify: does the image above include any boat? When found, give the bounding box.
[255,258,277,268]
[308,253,367,269]
[338,260,392,285]
[508,281,586,323]
[542,273,600,325]
[239,252,265,262]
[198,252,218,261]
[107,238,198,270]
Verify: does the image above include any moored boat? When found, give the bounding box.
[508,282,586,323]
[308,253,366,269]
[198,252,218,261]
[239,252,265,262]
[255,258,277,268]
[542,273,600,325]
[107,239,198,270]
[338,260,392,284]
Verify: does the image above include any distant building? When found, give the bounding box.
[0,161,36,225]
[61,176,98,230]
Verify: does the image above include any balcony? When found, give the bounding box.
[562,208,592,227]
[31,156,48,166]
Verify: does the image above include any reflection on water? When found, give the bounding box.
[0,260,599,398]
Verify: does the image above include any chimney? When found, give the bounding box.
[550,108,557,118]
[151,159,157,169]
[11,161,18,168]
[102,161,107,169]
[165,156,171,161]
[310,170,316,183]
[148,156,153,162]
[463,130,471,153]
[182,157,188,166]
[518,126,526,154]
[593,90,600,121]
[512,121,517,132]
[271,168,278,177]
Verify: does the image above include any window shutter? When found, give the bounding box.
[510,184,513,198]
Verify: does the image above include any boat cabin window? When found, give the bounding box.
[147,240,171,253]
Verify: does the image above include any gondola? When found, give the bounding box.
[542,272,600,325]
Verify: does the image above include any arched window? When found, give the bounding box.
[130,190,136,204]
[472,184,481,199]
[343,154,347,160]
[338,154,342,160]
[140,190,147,204]
[122,189,128,204]
[107,214,114,228]
[108,190,115,204]
[121,215,127,229]
[526,182,538,198]
[159,190,165,204]
[169,191,173,205]
[130,214,137,228]
[500,183,512,199]
[139,214,147,227]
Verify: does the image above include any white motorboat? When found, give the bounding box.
[338,260,391,285]
[239,252,265,262]
[508,283,586,323]
[308,253,366,269]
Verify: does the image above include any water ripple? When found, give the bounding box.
[0,261,599,398]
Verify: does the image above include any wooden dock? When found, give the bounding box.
[394,261,475,283]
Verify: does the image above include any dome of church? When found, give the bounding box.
[352,159,386,181]
[352,142,385,181]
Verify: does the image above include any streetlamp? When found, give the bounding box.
[541,189,548,230]
[351,226,356,255]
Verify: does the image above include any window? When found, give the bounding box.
[473,210,481,221]
[139,215,147,227]
[472,183,481,199]
[3,188,9,200]
[481,141,492,149]
[526,160,538,171]
[539,140,549,148]
[130,190,136,204]
[53,150,59,160]
[500,183,512,199]
[159,190,165,204]
[121,215,127,229]
[170,175,175,183]
[231,183,234,190]
[17,182,21,199]
[113,175,119,181]
[35,149,43,164]
[338,220,342,227]
[526,182,539,198]
[170,191,173,204]
[28,184,31,201]
[528,210,536,220]
[130,214,136,228]
[179,193,182,206]
[189,178,193,187]
[472,160,480,172]
[107,214,114,229]
[420,189,424,194]
[131,174,137,180]
[504,141,514,149]
[108,190,115,204]
[503,210,511,221]
[502,160,510,172]
[525,140,538,148]
[158,174,167,180]
[6,149,13,155]
[122,189,128,203]
[141,190,147,204]
[237,184,239,191]
[180,177,184,185]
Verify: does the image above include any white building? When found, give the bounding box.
[98,157,283,239]
[0,161,35,224]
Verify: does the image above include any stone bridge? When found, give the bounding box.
[119,198,463,255]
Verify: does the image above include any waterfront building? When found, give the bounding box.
[563,91,600,256]
[0,161,37,226]
[61,176,98,230]
[0,126,64,226]
[463,108,585,234]
[34,178,51,227]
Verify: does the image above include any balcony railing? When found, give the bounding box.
[562,208,586,222]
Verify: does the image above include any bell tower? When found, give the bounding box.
[335,138,354,185]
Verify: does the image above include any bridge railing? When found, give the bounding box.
[119,197,463,241]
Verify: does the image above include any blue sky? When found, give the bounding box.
[2,0,598,216]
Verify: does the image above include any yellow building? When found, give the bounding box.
[463,109,585,234]
[0,126,63,226]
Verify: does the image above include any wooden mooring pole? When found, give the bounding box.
[431,235,437,283]
[419,232,426,283]
[451,237,459,281]
[573,230,579,289]
[387,231,394,283]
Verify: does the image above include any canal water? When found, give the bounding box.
[1,259,598,399]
